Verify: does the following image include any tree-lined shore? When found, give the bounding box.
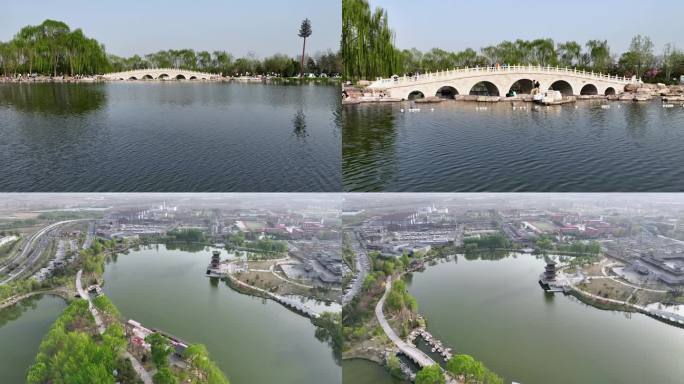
[0,20,341,78]
[342,0,684,83]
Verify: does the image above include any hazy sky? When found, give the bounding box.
[369,0,683,54]
[0,0,340,57]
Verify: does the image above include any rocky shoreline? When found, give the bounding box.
[343,83,684,104]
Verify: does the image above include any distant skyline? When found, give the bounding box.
[0,0,340,58]
[369,0,683,54]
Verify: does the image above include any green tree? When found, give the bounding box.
[621,35,655,78]
[183,344,230,384]
[342,0,402,80]
[153,367,178,384]
[298,18,312,77]
[586,40,612,72]
[145,333,172,368]
[415,365,444,384]
[386,354,403,378]
[536,238,554,253]
[446,354,503,384]
[557,41,582,67]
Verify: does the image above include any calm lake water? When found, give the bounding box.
[0,295,66,383]
[342,101,684,191]
[0,83,341,192]
[102,244,340,384]
[401,254,684,384]
[342,359,407,384]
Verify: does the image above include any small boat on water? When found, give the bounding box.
[534,90,576,105]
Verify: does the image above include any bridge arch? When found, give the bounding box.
[407,90,425,100]
[549,80,574,96]
[142,74,153,80]
[175,74,186,80]
[507,79,535,95]
[605,87,616,96]
[157,74,169,80]
[469,81,500,97]
[189,76,198,80]
[580,84,598,95]
[128,76,138,80]
[436,86,458,99]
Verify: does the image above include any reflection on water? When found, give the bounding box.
[0,295,66,384]
[293,109,308,138]
[405,254,684,384]
[0,83,106,115]
[342,101,684,191]
[0,83,341,192]
[103,244,340,384]
[342,104,399,192]
[0,294,45,327]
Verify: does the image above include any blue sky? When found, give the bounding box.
[0,0,340,57]
[369,0,683,54]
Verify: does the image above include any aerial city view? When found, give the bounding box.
[342,0,684,192]
[1,0,684,383]
[341,193,684,384]
[0,194,342,384]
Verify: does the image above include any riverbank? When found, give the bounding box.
[1,74,340,84]
[0,287,71,310]
[103,244,341,384]
[343,247,504,383]
[559,257,684,328]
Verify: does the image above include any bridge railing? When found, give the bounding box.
[370,64,640,88]
[102,67,217,78]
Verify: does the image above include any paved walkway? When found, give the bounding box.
[375,276,436,368]
[343,233,371,305]
[228,274,320,318]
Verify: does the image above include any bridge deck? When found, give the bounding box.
[375,276,436,368]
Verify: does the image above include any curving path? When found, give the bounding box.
[343,232,371,305]
[375,276,436,368]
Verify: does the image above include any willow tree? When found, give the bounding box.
[342,0,402,81]
[0,20,108,76]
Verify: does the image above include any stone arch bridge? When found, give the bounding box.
[102,68,218,81]
[368,65,641,100]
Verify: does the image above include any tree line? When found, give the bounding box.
[0,19,108,77]
[108,49,341,77]
[342,0,684,83]
[0,19,341,77]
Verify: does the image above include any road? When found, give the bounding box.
[0,220,82,284]
[343,232,371,304]
[82,222,95,250]
[375,276,436,368]
[76,270,153,384]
